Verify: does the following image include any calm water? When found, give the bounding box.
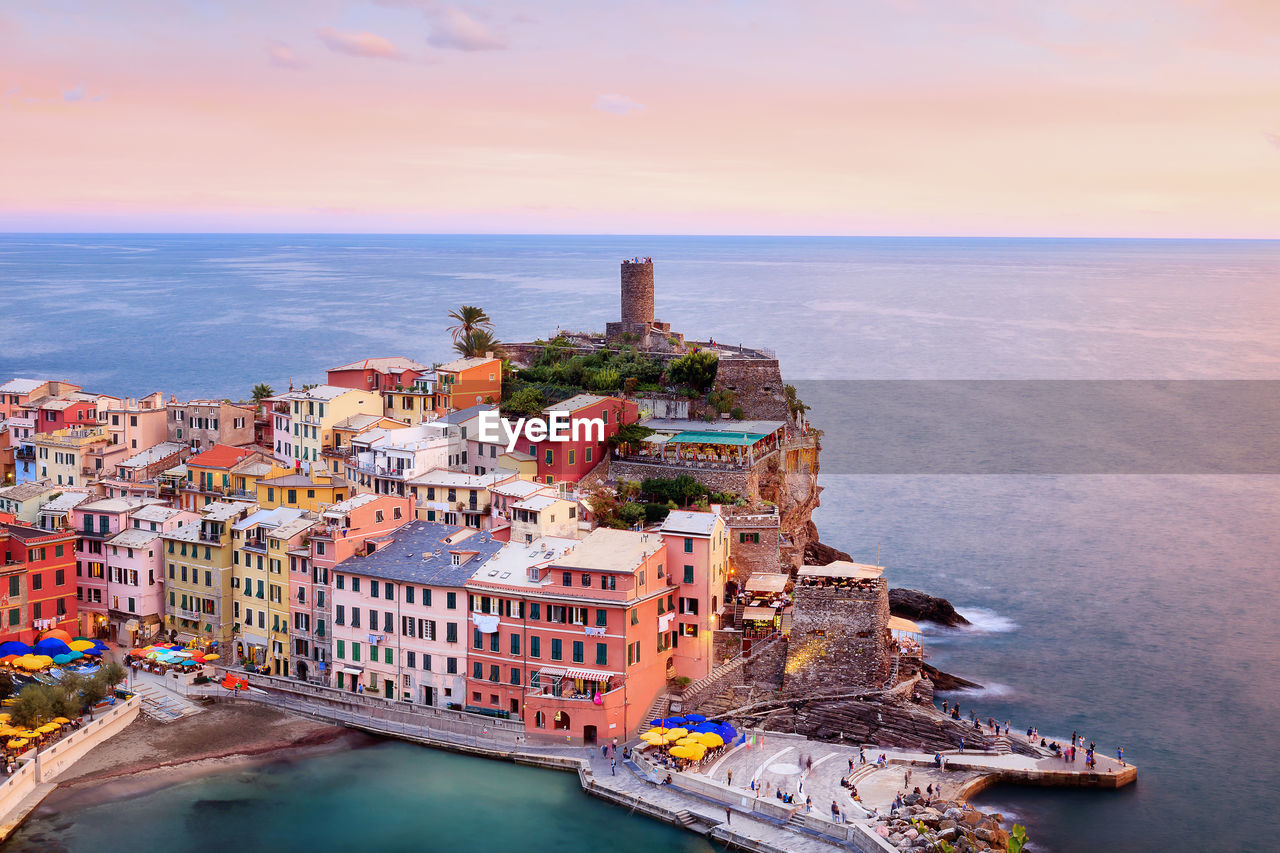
[3,235,1279,851]
[5,741,713,852]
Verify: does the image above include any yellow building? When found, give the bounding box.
[31,426,109,488]
[161,500,256,644]
[277,385,382,472]
[323,414,407,476]
[255,469,351,511]
[230,505,315,674]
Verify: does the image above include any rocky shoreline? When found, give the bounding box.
[875,798,1018,852]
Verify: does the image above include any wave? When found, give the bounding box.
[954,607,1018,634]
[936,681,1015,699]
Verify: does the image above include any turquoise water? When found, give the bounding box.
[3,234,1278,851]
[7,741,713,853]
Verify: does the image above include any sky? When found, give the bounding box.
[1,0,1278,237]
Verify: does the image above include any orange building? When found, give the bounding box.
[0,516,78,643]
[436,356,502,413]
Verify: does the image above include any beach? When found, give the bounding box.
[35,702,360,813]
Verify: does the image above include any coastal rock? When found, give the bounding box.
[889,588,970,627]
[804,538,853,565]
[922,663,983,692]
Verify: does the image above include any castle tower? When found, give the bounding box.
[620,258,655,328]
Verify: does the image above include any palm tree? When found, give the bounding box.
[447,306,494,343]
[454,329,503,359]
[251,383,274,405]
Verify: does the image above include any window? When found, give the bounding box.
[447,657,457,674]
[351,608,361,629]
[530,636,541,658]
[627,641,640,666]
[31,574,42,591]
[581,573,591,587]
[335,605,345,625]
[473,628,483,649]
[680,597,699,615]
[568,449,575,466]
[371,582,379,599]
[739,531,760,544]
[550,638,562,660]
[548,605,566,624]
[561,571,571,587]
[684,537,693,553]
[600,575,615,591]
[529,602,540,620]
[489,664,499,683]
[446,591,457,609]
[446,622,458,643]
[595,643,608,666]
[596,609,608,627]
[510,668,521,686]
[473,661,483,679]
[630,608,638,626]
[570,606,587,625]
[572,641,584,663]
[683,565,694,583]
[352,642,361,662]
[585,447,592,464]
[680,623,699,637]
[489,632,499,652]
[510,634,520,656]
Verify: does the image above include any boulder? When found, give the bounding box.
[889,588,970,627]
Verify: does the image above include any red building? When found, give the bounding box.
[326,357,430,393]
[529,395,637,486]
[35,398,99,434]
[0,515,78,643]
[464,528,675,743]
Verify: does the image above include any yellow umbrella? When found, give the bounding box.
[696,732,725,747]
[0,712,10,720]
[648,726,668,734]
[69,640,96,652]
[5,738,26,749]
[52,717,70,725]
[670,744,707,760]
[203,654,220,661]
[640,731,664,742]
[19,730,40,738]
[676,736,699,746]
[666,727,688,738]
[37,723,59,733]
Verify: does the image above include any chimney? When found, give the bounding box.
[485,351,493,360]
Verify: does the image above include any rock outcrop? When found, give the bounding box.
[889,588,970,627]
[803,535,851,566]
[922,663,982,692]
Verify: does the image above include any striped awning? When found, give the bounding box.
[563,667,612,681]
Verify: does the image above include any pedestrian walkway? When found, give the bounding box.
[128,672,205,722]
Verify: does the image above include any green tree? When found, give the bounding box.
[10,685,55,728]
[504,387,546,418]
[447,305,495,343]
[80,673,109,716]
[608,423,655,454]
[251,383,275,405]
[617,502,646,527]
[784,383,809,420]
[100,661,127,689]
[666,351,719,392]
[454,329,503,359]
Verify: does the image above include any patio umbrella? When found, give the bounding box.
[0,642,30,657]
[684,714,707,722]
[52,654,72,665]
[203,654,220,661]
[68,651,84,660]
[52,717,70,725]
[37,723,59,734]
[670,744,707,760]
[19,730,39,738]
[662,717,687,727]
[6,739,26,749]
[33,639,72,656]
[69,640,97,652]
[649,718,663,726]
[38,629,74,644]
[696,733,725,747]
[675,736,699,746]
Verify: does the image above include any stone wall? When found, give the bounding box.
[608,459,760,501]
[712,628,742,663]
[712,357,790,421]
[744,634,788,689]
[619,260,655,327]
[784,580,891,695]
[724,513,784,585]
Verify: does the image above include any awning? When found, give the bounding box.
[745,573,788,593]
[889,616,922,636]
[798,561,883,580]
[742,606,778,622]
[537,666,567,678]
[667,431,766,447]
[641,434,672,444]
[563,667,612,681]
[338,666,364,676]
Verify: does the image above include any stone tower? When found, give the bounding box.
[783,575,892,694]
[620,258,655,328]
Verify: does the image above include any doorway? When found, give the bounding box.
[583,725,597,745]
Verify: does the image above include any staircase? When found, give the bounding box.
[641,693,671,730]
[886,653,901,686]
[846,763,877,787]
[673,809,698,827]
[991,734,1012,755]
[788,811,808,829]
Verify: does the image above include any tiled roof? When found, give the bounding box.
[329,357,429,374]
[338,522,503,587]
[659,510,721,537]
[187,444,256,470]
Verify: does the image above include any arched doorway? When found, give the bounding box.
[296,660,309,681]
[583,725,597,745]
[553,711,571,731]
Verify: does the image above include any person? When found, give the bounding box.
[934,752,943,768]
[727,768,733,786]
[663,774,673,786]
[942,700,949,715]
[904,768,912,787]
[805,795,812,814]
[725,808,732,825]
[848,757,855,773]
[831,800,840,822]
[1118,746,1125,765]
[959,736,965,751]
[610,757,616,776]
[859,747,867,765]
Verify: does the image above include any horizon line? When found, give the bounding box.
[1,231,1278,241]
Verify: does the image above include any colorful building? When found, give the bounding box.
[105,504,198,645]
[408,469,515,528]
[330,522,503,701]
[345,422,462,498]
[321,413,407,477]
[255,469,350,511]
[529,395,638,485]
[99,441,188,500]
[166,398,256,452]
[658,510,729,680]
[72,495,162,638]
[0,378,78,421]
[273,385,382,473]
[181,444,268,510]
[0,481,62,525]
[30,426,110,488]
[231,507,317,674]
[0,518,78,643]
[294,493,414,683]
[436,356,502,412]
[464,527,674,742]
[161,500,256,644]
[326,357,430,397]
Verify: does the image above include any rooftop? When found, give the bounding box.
[329,357,430,374]
[2,522,71,543]
[333,413,393,431]
[187,444,256,470]
[0,378,50,395]
[798,561,884,580]
[640,418,786,436]
[277,384,368,402]
[201,501,256,522]
[39,492,90,514]
[77,495,161,514]
[259,472,351,489]
[542,393,611,415]
[118,441,185,468]
[233,506,308,532]
[131,504,186,523]
[322,493,382,517]
[408,468,512,489]
[0,481,58,502]
[490,479,549,499]
[272,514,319,541]
[553,527,663,573]
[659,510,721,537]
[437,403,497,425]
[339,521,504,587]
[512,494,562,513]
[467,536,579,589]
[436,356,499,373]
[107,527,163,549]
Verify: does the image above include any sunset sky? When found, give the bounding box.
[1,0,1278,236]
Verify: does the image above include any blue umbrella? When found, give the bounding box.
[662,717,687,727]
[684,714,707,723]
[650,719,663,726]
[34,639,72,656]
[0,641,30,657]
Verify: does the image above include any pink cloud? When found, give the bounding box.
[317,26,402,60]
[268,42,303,69]
[425,8,507,51]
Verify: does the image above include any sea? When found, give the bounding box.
[2,234,1278,852]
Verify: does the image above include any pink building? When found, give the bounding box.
[658,510,729,681]
[293,493,414,683]
[105,503,198,644]
[326,357,430,394]
[330,522,503,704]
[73,495,163,638]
